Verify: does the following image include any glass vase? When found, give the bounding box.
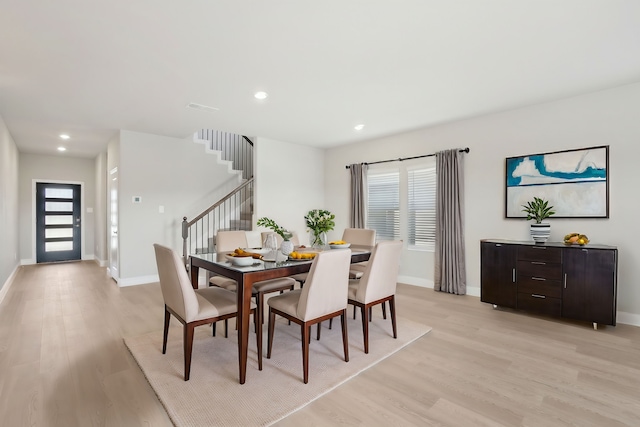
[310,230,327,248]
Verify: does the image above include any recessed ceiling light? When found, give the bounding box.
[57,147,67,152]
[59,134,70,140]
[354,124,365,131]
[185,102,219,112]
[254,91,268,100]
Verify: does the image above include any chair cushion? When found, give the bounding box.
[267,289,303,319]
[194,287,256,321]
[349,269,364,279]
[290,272,308,284]
[209,276,238,290]
[253,277,296,293]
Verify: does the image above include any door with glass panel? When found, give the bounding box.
[36,183,81,263]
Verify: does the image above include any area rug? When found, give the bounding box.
[124,316,431,426]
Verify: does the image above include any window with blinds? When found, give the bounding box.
[408,166,436,250]
[366,171,400,241]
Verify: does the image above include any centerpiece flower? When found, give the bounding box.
[304,209,335,247]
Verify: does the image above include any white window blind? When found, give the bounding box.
[408,166,436,250]
[366,171,400,241]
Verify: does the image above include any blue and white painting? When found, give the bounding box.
[506,146,608,218]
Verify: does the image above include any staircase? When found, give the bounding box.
[182,130,254,262]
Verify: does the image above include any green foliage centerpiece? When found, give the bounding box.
[304,209,335,247]
[256,217,292,240]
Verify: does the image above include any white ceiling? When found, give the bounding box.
[1,1,640,158]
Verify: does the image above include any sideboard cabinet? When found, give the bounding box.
[480,240,618,329]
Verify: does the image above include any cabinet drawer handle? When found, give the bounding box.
[512,268,516,283]
[564,273,567,289]
[531,277,546,281]
[531,294,546,299]
[532,247,546,250]
[531,261,546,265]
[495,243,502,247]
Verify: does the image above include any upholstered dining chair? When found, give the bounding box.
[153,243,261,380]
[347,240,402,354]
[266,249,352,384]
[211,230,296,333]
[342,228,376,279]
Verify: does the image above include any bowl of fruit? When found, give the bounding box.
[564,233,590,246]
[329,240,351,249]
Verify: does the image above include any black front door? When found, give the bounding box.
[36,183,81,263]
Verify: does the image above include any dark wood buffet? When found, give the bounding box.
[480,239,618,329]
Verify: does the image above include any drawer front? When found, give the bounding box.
[517,293,562,316]
[518,278,562,298]
[517,260,562,280]
[518,246,562,263]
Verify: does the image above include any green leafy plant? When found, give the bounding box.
[304,209,335,246]
[522,197,555,224]
[256,217,292,240]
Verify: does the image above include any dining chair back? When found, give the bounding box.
[297,249,351,321]
[348,240,402,353]
[342,228,376,246]
[216,230,248,252]
[154,243,260,380]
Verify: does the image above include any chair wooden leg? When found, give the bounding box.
[329,317,333,329]
[184,323,195,381]
[302,323,310,384]
[257,292,265,333]
[353,305,357,319]
[316,322,321,340]
[381,301,387,319]
[212,321,216,337]
[389,296,397,339]
[267,309,276,359]
[254,308,262,370]
[369,306,373,322]
[341,310,349,362]
[162,306,170,354]
[361,305,370,354]
[225,319,228,338]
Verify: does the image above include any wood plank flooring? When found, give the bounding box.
[1,261,639,426]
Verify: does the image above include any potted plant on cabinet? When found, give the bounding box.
[522,196,555,243]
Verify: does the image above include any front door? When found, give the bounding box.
[36,183,81,263]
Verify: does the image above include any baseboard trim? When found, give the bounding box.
[118,274,159,287]
[94,259,108,267]
[0,264,20,306]
[397,275,480,297]
[617,311,640,327]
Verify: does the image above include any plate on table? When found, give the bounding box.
[329,243,351,249]
[228,255,255,266]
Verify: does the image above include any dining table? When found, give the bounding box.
[189,245,372,384]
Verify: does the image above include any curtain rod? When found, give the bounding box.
[344,147,470,169]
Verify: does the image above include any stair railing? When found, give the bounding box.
[182,177,254,264]
[197,130,254,180]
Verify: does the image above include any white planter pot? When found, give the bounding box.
[530,222,551,243]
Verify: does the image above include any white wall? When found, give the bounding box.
[0,113,19,294]
[18,153,96,264]
[115,130,243,284]
[254,137,325,245]
[94,151,108,266]
[325,82,640,323]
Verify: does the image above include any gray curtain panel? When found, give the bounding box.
[434,149,466,295]
[349,163,367,228]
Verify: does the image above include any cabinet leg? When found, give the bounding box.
[593,322,598,330]
[492,304,498,309]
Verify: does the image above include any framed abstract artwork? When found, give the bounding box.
[505,145,609,218]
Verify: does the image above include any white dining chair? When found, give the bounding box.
[266,249,352,383]
[153,243,260,380]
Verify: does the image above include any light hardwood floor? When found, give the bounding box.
[1,261,639,426]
